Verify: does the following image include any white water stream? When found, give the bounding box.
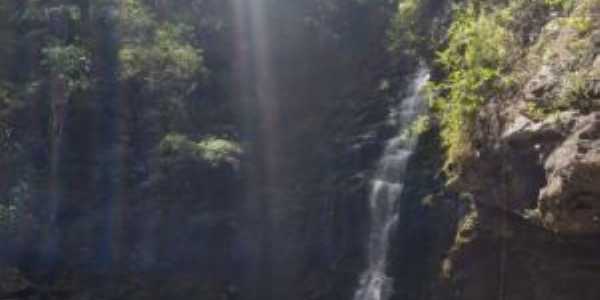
[353,68,430,300]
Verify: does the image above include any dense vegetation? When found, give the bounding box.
[395,0,600,179]
[431,5,516,174]
[0,1,410,299]
[4,0,598,299]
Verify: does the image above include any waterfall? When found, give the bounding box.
[353,67,430,300]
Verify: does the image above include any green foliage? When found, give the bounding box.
[159,134,241,167]
[41,44,92,93]
[437,8,512,70]
[197,137,242,166]
[159,133,195,155]
[388,0,440,57]
[556,71,597,110]
[430,5,515,175]
[494,0,550,28]
[411,114,431,135]
[544,0,576,11]
[559,16,592,34]
[120,23,206,90]
[0,181,28,238]
[389,0,421,54]
[119,0,206,91]
[576,0,600,13]
[121,0,156,40]
[400,114,431,141]
[525,102,549,121]
[455,204,479,246]
[19,2,82,23]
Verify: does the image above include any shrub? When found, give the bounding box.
[556,71,596,111]
[159,134,241,167]
[159,134,197,157]
[411,115,431,136]
[401,114,431,141]
[430,5,515,176]
[525,102,549,121]
[560,16,592,34]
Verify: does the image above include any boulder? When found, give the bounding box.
[539,113,600,234]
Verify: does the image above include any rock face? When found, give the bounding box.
[426,1,600,299]
[539,112,600,234]
[438,110,600,300]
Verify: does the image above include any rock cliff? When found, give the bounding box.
[422,1,600,299]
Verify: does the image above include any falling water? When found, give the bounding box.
[353,67,430,300]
